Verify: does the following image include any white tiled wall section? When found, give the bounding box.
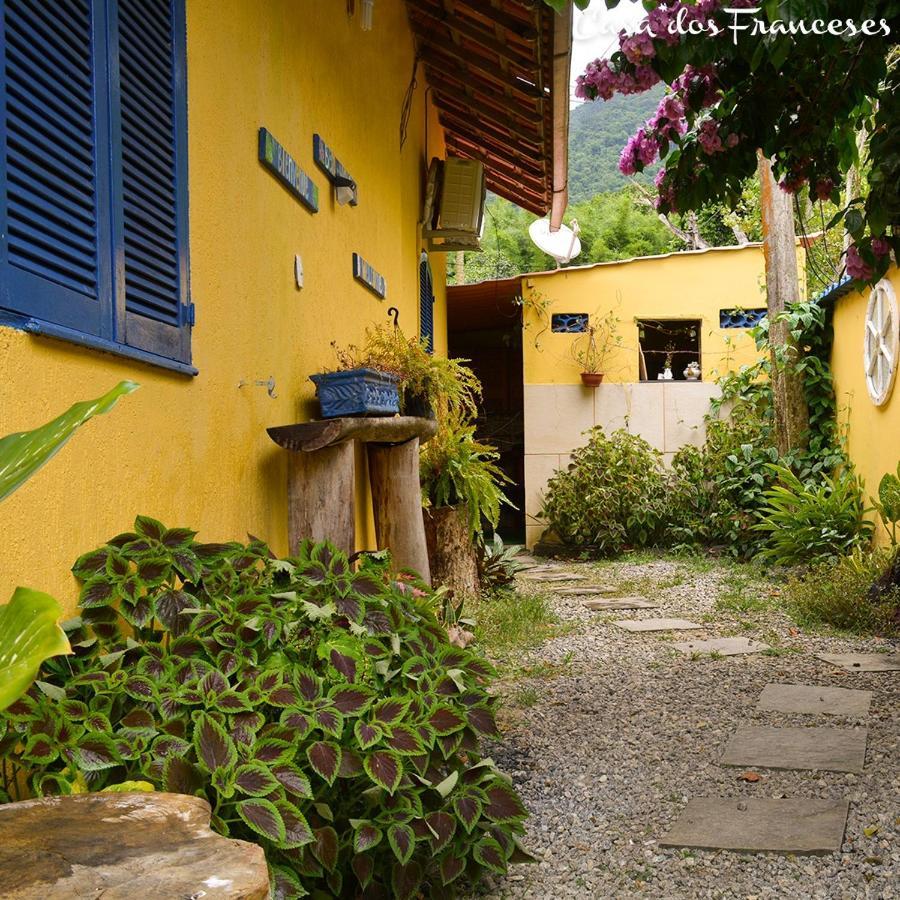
[523,382,720,546]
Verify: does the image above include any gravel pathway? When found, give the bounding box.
[475,557,900,900]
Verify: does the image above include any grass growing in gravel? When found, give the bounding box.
[469,590,565,662]
[783,551,900,636]
[715,565,775,616]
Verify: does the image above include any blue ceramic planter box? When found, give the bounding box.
[310,368,400,418]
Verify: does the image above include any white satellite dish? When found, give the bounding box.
[529,218,582,268]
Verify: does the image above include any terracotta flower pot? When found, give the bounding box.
[580,372,604,387]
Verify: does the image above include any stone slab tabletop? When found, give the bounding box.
[673,637,770,656]
[614,618,702,632]
[660,798,850,854]
[816,652,900,672]
[721,725,867,774]
[757,683,872,717]
[0,792,268,899]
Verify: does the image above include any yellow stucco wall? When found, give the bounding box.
[831,265,900,546]
[0,0,446,613]
[521,245,778,384]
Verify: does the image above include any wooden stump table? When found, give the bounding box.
[0,792,268,898]
[268,416,437,583]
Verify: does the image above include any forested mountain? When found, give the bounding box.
[568,85,665,201]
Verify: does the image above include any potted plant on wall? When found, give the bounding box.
[572,312,620,387]
[321,325,481,421]
[309,365,400,418]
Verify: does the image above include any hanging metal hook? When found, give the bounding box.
[237,376,278,399]
[387,306,400,328]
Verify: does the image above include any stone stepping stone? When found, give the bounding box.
[555,586,617,596]
[659,798,850,854]
[816,652,900,673]
[673,636,770,657]
[583,597,659,611]
[520,572,587,583]
[0,791,269,899]
[758,683,872,717]
[721,725,867,774]
[614,618,702,633]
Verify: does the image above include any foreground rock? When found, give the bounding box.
[0,792,268,899]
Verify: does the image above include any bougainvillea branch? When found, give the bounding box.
[568,0,900,284]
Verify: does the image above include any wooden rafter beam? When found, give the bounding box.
[419,44,545,100]
[422,63,545,126]
[407,3,534,69]
[448,0,539,40]
[432,95,542,150]
[437,114,546,179]
[445,134,548,194]
[435,111,542,166]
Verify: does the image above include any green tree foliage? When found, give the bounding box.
[450,191,679,284]
[568,87,665,201]
[576,0,898,283]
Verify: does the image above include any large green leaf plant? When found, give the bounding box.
[0,381,138,709]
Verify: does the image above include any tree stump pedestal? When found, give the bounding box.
[268,416,437,583]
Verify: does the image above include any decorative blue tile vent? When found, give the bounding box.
[719,308,768,328]
[551,313,589,333]
[310,369,399,418]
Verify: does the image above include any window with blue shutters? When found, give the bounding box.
[419,252,434,354]
[0,0,192,372]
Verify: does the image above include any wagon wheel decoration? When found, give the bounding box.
[864,278,899,407]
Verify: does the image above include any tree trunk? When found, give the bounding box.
[287,443,355,556]
[367,438,431,584]
[843,128,867,260]
[758,152,810,454]
[423,505,480,596]
[455,250,466,285]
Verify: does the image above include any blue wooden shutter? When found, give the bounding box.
[419,252,434,354]
[0,0,112,335]
[114,0,190,363]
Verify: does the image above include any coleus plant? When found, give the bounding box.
[0,518,530,899]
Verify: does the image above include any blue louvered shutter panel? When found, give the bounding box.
[419,253,434,354]
[0,0,111,335]
[115,0,190,363]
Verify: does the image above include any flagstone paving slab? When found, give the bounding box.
[614,618,702,632]
[673,637,770,656]
[520,572,588,582]
[554,586,617,596]
[816,652,900,672]
[659,798,850,854]
[757,683,872,717]
[721,725,867,773]
[583,597,659,611]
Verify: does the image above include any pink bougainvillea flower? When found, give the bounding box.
[814,178,835,200]
[697,119,724,155]
[872,238,891,258]
[620,30,656,65]
[846,244,873,281]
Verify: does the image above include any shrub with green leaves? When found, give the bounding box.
[754,465,874,566]
[540,428,669,555]
[873,463,900,546]
[784,549,900,635]
[0,517,530,898]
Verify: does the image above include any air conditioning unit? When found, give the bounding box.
[422,157,486,252]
